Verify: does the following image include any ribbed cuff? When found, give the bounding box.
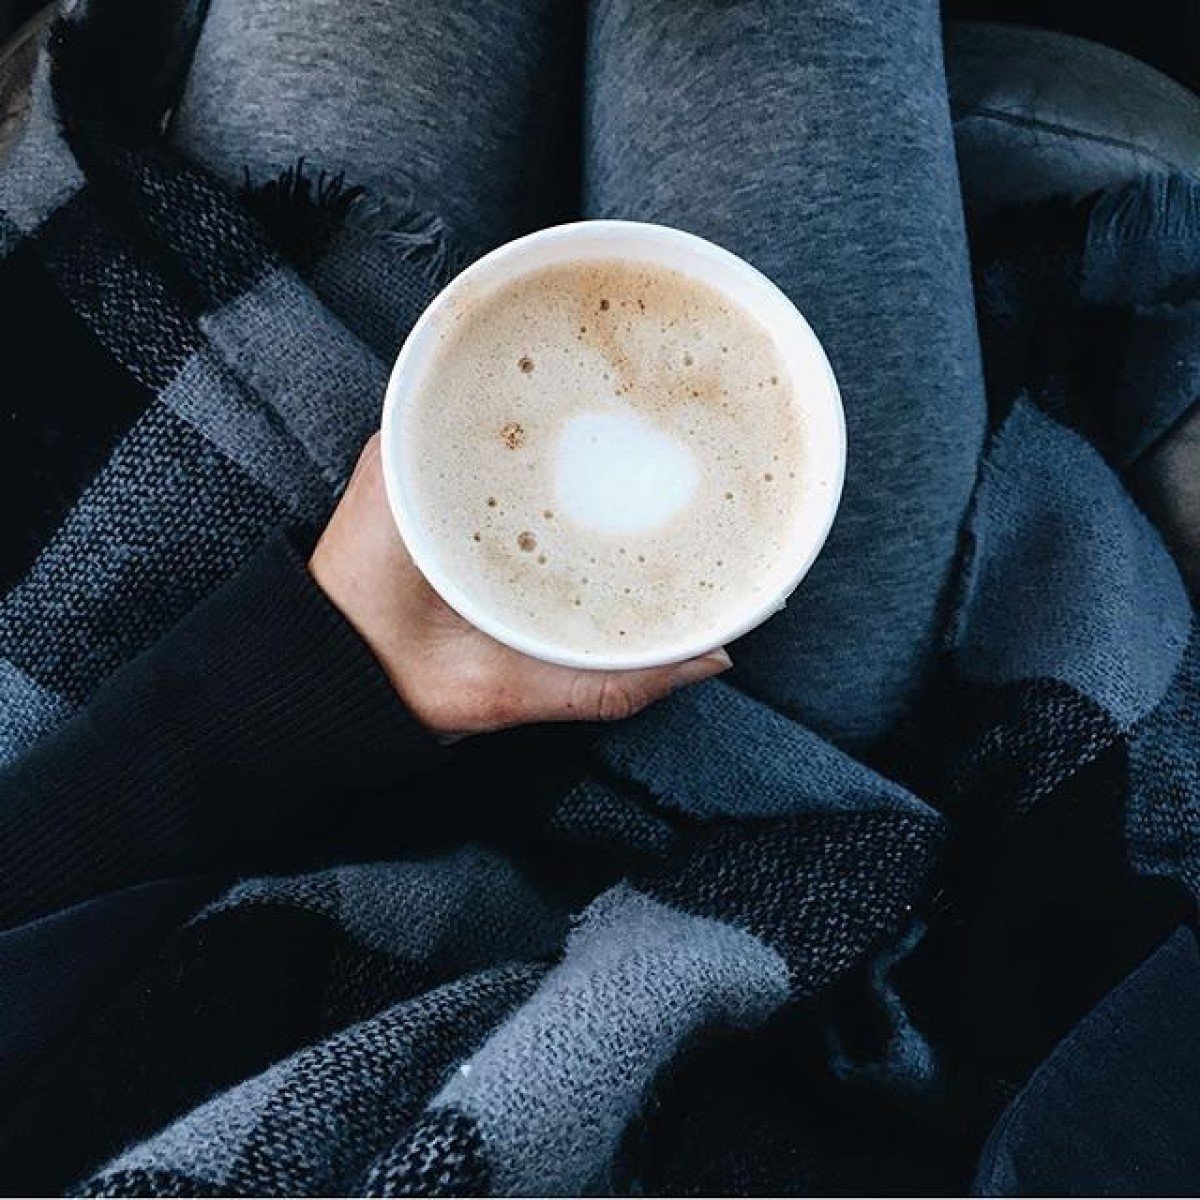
[145,527,438,799]
[0,529,437,925]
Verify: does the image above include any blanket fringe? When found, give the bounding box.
[1091,171,1200,247]
[238,157,365,276]
[239,156,467,286]
[1085,171,1200,307]
[340,187,468,285]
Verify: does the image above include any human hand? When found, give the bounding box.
[309,435,731,737]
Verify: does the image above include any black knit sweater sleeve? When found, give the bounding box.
[0,530,438,928]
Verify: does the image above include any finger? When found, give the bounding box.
[665,649,734,694]
[561,648,733,723]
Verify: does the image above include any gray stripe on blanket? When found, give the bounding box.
[312,217,448,364]
[201,267,389,488]
[81,964,543,1197]
[161,351,332,520]
[599,677,934,820]
[0,53,84,240]
[0,657,69,765]
[430,883,790,1195]
[955,399,1193,727]
[201,850,569,968]
[0,403,288,706]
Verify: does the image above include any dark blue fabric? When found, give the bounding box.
[1083,173,1200,463]
[0,878,212,1106]
[2,0,1199,1190]
[975,926,1200,1196]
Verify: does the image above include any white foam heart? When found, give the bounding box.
[554,410,699,535]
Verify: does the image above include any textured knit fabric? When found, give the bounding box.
[0,531,436,927]
[170,0,583,259]
[585,0,988,749]
[0,2,445,766]
[1,3,1199,1196]
[974,927,1200,1196]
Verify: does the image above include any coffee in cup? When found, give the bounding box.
[381,221,844,670]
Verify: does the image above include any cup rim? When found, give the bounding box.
[380,218,846,670]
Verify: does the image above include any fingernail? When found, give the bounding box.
[669,648,733,692]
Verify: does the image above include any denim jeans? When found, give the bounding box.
[173,0,987,750]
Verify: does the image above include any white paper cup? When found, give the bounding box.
[380,220,845,671]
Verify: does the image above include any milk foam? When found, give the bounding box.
[555,411,699,534]
[405,259,807,658]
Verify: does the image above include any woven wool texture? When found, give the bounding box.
[1,2,1198,1194]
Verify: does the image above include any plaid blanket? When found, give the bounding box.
[1,2,1198,1194]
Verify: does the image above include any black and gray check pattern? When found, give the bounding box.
[1,3,1198,1195]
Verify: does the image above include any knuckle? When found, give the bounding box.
[567,672,592,715]
[594,675,637,723]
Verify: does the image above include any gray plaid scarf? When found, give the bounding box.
[1,2,1198,1194]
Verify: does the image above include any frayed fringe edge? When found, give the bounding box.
[341,189,469,286]
[238,157,366,276]
[241,157,365,221]
[1084,170,1200,308]
[1090,170,1200,248]
[238,157,468,286]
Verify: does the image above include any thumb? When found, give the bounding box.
[576,648,732,723]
